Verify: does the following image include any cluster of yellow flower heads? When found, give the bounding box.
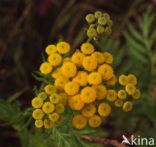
[32,41,141,129]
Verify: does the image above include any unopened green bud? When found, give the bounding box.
[93,36,98,41]
[107,20,113,27]
[87,28,97,38]
[97,25,104,34]
[98,17,107,25]
[103,13,110,20]
[89,24,96,28]
[105,27,112,35]
[85,14,95,23]
[94,11,102,19]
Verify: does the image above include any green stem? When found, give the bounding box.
[87,37,92,43]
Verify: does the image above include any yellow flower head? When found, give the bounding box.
[40,62,53,74]
[68,94,84,110]
[35,119,43,128]
[42,102,55,114]
[82,104,96,117]
[44,84,57,95]
[59,93,68,106]
[132,89,141,99]
[98,102,111,117]
[32,97,43,108]
[106,89,117,102]
[72,114,87,129]
[98,64,114,80]
[71,51,85,66]
[114,99,123,107]
[73,71,88,86]
[50,93,60,104]
[61,62,77,78]
[65,81,79,96]
[119,75,128,86]
[44,119,54,128]
[55,103,65,114]
[54,76,69,91]
[81,86,96,103]
[127,74,137,85]
[45,44,57,55]
[32,109,44,120]
[118,90,127,100]
[125,84,136,95]
[91,51,105,64]
[49,112,60,122]
[88,72,102,85]
[81,43,95,55]
[51,67,62,79]
[63,57,71,63]
[82,56,97,71]
[38,92,47,100]
[123,101,133,112]
[48,53,62,66]
[92,84,107,100]
[106,75,117,86]
[103,52,113,64]
[89,115,102,128]
[56,41,70,54]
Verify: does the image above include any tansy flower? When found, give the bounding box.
[63,57,71,63]
[106,89,117,102]
[59,93,68,106]
[56,41,70,54]
[49,112,60,122]
[35,120,43,128]
[118,90,127,100]
[71,51,85,66]
[81,43,95,55]
[92,84,107,100]
[72,114,87,129]
[106,75,117,86]
[81,86,96,103]
[98,64,114,80]
[88,72,102,85]
[44,84,57,95]
[68,94,84,110]
[89,115,102,128]
[38,92,47,100]
[91,51,105,64]
[55,103,65,114]
[56,116,64,125]
[82,104,96,117]
[32,97,43,108]
[40,62,53,74]
[132,89,141,99]
[64,81,79,96]
[125,84,136,95]
[45,44,57,55]
[119,75,128,86]
[114,99,123,107]
[61,62,77,78]
[32,109,44,120]
[50,93,60,104]
[42,102,55,114]
[48,53,62,66]
[127,74,137,85]
[98,102,111,117]
[123,101,133,112]
[54,76,69,91]
[82,56,97,71]
[44,119,54,128]
[51,67,62,79]
[103,52,113,64]
[73,71,88,86]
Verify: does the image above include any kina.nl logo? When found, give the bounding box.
[121,135,155,146]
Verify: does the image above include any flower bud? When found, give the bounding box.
[103,13,110,20]
[105,27,112,35]
[94,11,102,19]
[89,24,96,29]
[98,17,107,25]
[97,25,104,34]
[87,28,97,38]
[107,20,113,27]
[85,14,95,23]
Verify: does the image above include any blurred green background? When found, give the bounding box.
[0,0,156,146]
